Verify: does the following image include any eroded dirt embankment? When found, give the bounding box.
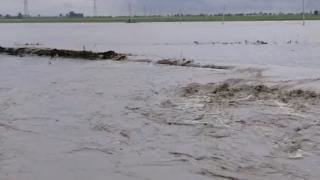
[0,46,126,60]
[0,46,233,70]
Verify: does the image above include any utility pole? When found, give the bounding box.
[93,0,97,17]
[128,3,132,22]
[143,5,147,17]
[302,0,306,26]
[179,9,183,23]
[24,0,29,17]
[222,5,226,25]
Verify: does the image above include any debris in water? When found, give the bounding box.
[288,149,305,159]
[156,59,193,66]
[181,79,320,107]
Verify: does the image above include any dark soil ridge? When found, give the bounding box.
[0,46,233,70]
[0,46,126,60]
[181,79,320,105]
[156,59,233,70]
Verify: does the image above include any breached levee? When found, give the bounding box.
[0,46,233,70]
[0,46,126,61]
[156,59,233,70]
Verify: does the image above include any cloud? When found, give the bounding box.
[0,0,319,16]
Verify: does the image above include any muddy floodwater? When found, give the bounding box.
[1,21,320,180]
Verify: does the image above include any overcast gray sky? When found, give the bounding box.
[0,0,319,16]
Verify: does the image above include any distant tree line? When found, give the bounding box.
[172,10,320,17]
[0,10,319,19]
[60,11,84,18]
[0,13,24,19]
[0,11,84,19]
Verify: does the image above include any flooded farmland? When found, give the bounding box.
[1,21,320,180]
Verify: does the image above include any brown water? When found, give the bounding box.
[1,22,320,180]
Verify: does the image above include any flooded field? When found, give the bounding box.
[1,21,320,180]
